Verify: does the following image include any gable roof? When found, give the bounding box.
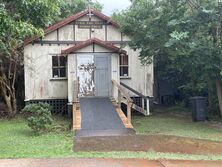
[61,38,126,54]
[24,8,119,45]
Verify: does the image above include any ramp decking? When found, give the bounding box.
[74,97,134,137]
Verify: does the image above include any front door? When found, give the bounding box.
[94,55,111,97]
[77,54,111,97]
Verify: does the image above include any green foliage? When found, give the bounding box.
[0,0,103,116]
[11,0,61,28]
[59,0,103,19]
[22,103,53,133]
[116,0,222,114]
[0,4,43,53]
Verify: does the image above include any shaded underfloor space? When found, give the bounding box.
[74,134,222,155]
[76,98,134,137]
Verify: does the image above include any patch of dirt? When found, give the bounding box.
[74,134,222,155]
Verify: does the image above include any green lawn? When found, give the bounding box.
[133,106,222,142]
[0,116,74,158]
[0,109,222,160]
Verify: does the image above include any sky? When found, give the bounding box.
[97,0,131,16]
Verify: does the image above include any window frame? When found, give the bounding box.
[119,54,130,78]
[52,55,67,79]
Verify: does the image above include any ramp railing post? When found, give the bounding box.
[127,101,133,124]
[112,80,133,125]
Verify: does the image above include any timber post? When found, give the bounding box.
[112,79,133,125]
[127,101,133,124]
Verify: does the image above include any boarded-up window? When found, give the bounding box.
[52,56,67,78]
[120,54,129,77]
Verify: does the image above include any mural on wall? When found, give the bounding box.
[77,55,95,97]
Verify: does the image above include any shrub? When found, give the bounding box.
[22,103,53,133]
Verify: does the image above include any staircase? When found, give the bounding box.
[120,82,151,116]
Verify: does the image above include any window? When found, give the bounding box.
[52,56,67,78]
[120,54,129,77]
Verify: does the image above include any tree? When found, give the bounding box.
[116,0,222,117]
[59,0,103,19]
[0,4,41,117]
[0,0,103,117]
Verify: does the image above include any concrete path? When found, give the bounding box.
[0,158,222,167]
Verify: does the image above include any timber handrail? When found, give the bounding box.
[120,82,151,116]
[120,82,149,99]
[112,80,133,124]
[112,80,133,103]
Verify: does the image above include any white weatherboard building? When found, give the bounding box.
[24,8,154,115]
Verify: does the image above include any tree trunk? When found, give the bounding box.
[216,79,222,116]
[0,64,17,117]
[0,83,16,117]
[5,95,13,115]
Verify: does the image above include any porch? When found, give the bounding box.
[62,38,151,136]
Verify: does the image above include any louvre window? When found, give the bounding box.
[52,56,67,78]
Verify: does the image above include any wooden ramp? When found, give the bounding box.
[72,97,134,137]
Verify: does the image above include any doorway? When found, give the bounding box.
[77,54,111,97]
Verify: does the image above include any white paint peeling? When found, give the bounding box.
[77,55,95,97]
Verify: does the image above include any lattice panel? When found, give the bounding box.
[28,99,68,114]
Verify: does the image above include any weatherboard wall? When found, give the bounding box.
[24,44,71,100]
[24,13,154,102]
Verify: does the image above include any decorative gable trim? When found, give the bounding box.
[61,38,126,54]
[24,8,119,45]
